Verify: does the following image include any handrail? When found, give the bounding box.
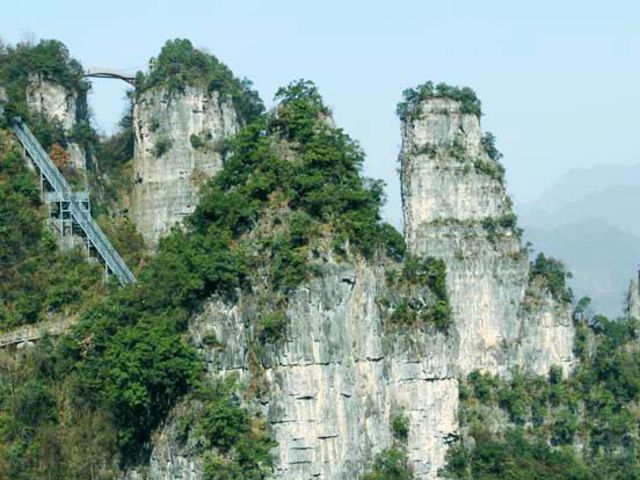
[11,118,136,285]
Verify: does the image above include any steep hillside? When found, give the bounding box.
[0,38,635,480]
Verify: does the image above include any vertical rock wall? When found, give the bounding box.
[124,259,461,480]
[401,96,574,377]
[130,86,239,249]
[25,73,87,171]
[122,93,577,480]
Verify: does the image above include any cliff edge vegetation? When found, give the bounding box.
[0,61,443,477]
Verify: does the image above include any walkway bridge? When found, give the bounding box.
[11,118,136,285]
[84,68,136,85]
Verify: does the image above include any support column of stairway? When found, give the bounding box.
[10,117,136,286]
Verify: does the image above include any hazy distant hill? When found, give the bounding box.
[525,219,640,317]
[524,163,640,212]
[519,164,640,317]
[522,186,640,237]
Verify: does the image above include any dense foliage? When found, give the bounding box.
[175,378,276,479]
[385,256,452,330]
[135,38,264,123]
[445,315,640,479]
[0,77,412,478]
[0,39,88,121]
[530,252,573,303]
[361,448,414,480]
[397,81,482,121]
[0,133,105,330]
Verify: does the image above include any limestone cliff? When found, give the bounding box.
[25,73,88,171]
[130,86,239,249]
[401,96,574,377]
[627,272,640,320]
[124,257,459,479]
[121,89,576,480]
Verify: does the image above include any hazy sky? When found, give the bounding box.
[3,0,639,225]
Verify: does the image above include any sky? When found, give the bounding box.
[2,0,639,226]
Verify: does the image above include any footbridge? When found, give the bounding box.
[11,118,136,285]
[84,68,136,85]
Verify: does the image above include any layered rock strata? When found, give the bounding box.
[123,94,576,480]
[124,258,460,480]
[400,97,574,377]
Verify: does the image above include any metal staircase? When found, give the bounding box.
[11,117,136,285]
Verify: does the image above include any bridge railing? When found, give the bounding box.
[11,118,136,285]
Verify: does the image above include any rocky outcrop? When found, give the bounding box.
[124,258,460,480]
[627,273,640,320]
[26,73,79,131]
[401,97,574,377]
[130,86,239,249]
[25,73,87,171]
[123,92,576,480]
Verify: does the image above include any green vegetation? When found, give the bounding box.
[481,132,503,162]
[362,409,413,478]
[190,133,205,149]
[445,315,640,479]
[385,256,452,331]
[392,410,410,442]
[473,157,505,181]
[443,429,591,480]
[530,253,573,303]
[154,135,172,157]
[397,81,482,121]
[193,79,404,266]
[361,448,414,480]
[480,213,522,244]
[0,133,106,330]
[173,378,275,479]
[0,77,413,477]
[450,135,466,161]
[0,39,88,121]
[135,38,264,123]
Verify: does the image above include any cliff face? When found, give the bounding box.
[130,86,239,249]
[25,73,87,171]
[401,97,574,377]
[122,94,576,480]
[125,257,460,480]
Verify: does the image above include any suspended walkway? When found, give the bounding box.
[84,68,136,85]
[10,118,136,286]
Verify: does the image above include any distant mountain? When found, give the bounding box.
[522,185,640,237]
[524,219,640,317]
[517,163,640,316]
[521,163,640,212]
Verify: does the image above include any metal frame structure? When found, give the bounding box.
[11,117,136,285]
[83,68,136,86]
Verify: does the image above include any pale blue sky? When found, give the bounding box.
[3,0,639,225]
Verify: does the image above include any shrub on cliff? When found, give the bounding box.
[530,253,573,303]
[0,39,88,120]
[136,38,264,123]
[397,81,482,121]
[448,315,640,479]
[361,448,414,480]
[0,140,105,330]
